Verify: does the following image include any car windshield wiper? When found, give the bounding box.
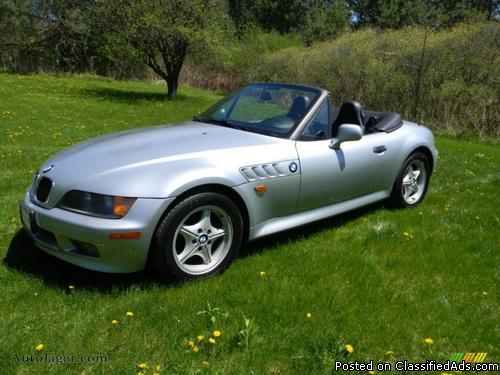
[192,116,206,123]
[204,118,247,131]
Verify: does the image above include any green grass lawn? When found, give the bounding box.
[0,73,498,374]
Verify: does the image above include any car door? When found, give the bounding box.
[295,98,395,212]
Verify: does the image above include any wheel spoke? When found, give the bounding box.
[200,209,212,228]
[199,244,212,264]
[178,244,200,264]
[179,225,198,242]
[209,228,225,241]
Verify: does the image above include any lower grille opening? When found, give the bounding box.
[34,227,57,248]
[36,177,52,202]
[70,240,100,257]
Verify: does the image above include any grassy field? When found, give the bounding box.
[0,73,498,374]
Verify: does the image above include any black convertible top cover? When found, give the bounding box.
[331,103,403,134]
[363,110,403,133]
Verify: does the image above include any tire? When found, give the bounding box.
[388,152,431,208]
[150,192,244,281]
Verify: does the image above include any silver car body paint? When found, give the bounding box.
[20,86,438,273]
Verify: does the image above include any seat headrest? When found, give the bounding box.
[332,100,364,136]
[288,96,310,119]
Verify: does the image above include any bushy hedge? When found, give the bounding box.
[189,22,499,137]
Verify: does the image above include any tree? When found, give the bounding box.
[347,0,498,29]
[228,0,306,34]
[101,0,228,98]
[0,0,95,72]
[300,0,350,45]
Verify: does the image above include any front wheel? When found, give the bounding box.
[388,152,430,208]
[150,192,244,281]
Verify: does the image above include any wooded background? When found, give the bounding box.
[1,0,498,136]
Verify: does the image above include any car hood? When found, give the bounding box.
[49,121,281,164]
[37,121,297,204]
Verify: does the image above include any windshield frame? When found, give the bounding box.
[197,83,323,139]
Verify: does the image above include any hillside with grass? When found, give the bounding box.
[0,74,498,374]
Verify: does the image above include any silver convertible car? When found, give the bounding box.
[20,83,437,280]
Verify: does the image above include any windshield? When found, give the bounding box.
[197,83,320,138]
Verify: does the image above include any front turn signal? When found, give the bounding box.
[113,196,136,217]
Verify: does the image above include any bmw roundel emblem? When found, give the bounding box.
[289,162,298,173]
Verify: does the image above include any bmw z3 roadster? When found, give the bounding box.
[20,83,438,280]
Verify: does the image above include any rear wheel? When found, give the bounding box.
[151,192,244,281]
[389,152,430,208]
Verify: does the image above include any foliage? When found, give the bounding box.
[181,28,302,91]
[0,0,94,72]
[300,0,350,45]
[244,22,500,137]
[99,0,229,97]
[347,0,498,28]
[228,0,350,43]
[0,73,499,373]
[228,0,309,34]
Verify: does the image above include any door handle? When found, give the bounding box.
[373,145,387,154]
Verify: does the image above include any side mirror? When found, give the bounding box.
[329,124,363,150]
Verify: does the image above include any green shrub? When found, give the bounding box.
[240,22,499,137]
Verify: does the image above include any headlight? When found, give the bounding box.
[57,190,136,219]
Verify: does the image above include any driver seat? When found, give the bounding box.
[332,101,364,136]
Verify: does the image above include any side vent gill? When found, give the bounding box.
[240,161,298,182]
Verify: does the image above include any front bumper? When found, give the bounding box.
[20,192,174,273]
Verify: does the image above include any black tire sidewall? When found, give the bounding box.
[151,192,244,281]
[390,152,430,208]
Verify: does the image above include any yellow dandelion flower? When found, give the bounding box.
[213,330,221,337]
[153,373,159,375]
[138,363,147,369]
[188,340,194,347]
[306,312,312,319]
[202,361,209,366]
[192,345,199,353]
[424,338,434,345]
[68,285,75,290]
[35,344,44,351]
[155,365,161,371]
[137,372,143,375]
[369,371,376,375]
[126,311,134,317]
[197,335,205,341]
[482,291,488,296]
[208,338,216,344]
[403,232,414,239]
[345,344,354,354]
[260,271,266,277]
[111,319,118,325]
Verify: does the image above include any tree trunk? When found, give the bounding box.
[166,74,179,98]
